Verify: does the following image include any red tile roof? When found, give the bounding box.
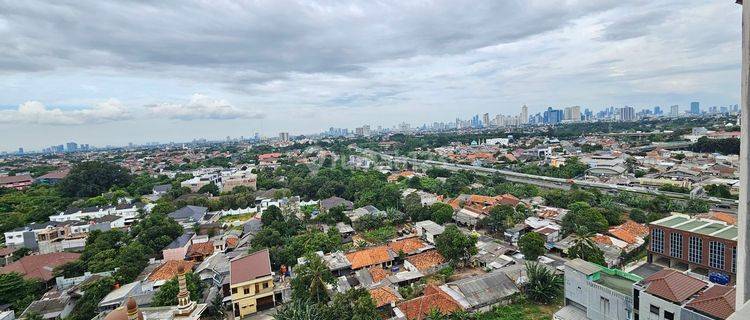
[147,260,195,282]
[186,242,214,258]
[369,267,390,283]
[686,285,736,320]
[405,250,445,272]
[396,285,462,320]
[230,248,272,285]
[369,286,401,308]
[345,246,393,270]
[388,237,428,255]
[642,269,707,303]
[0,252,80,281]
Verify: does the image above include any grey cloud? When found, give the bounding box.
[0,1,621,80]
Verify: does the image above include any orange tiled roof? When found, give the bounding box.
[396,285,463,320]
[369,286,401,308]
[706,211,737,226]
[686,285,735,319]
[147,260,195,282]
[619,220,649,238]
[225,236,239,248]
[642,269,707,303]
[592,234,613,245]
[609,228,637,244]
[345,246,393,270]
[388,237,428,255]
[405,250,445,272]
[368,267,390,283]
[186,242,214,258]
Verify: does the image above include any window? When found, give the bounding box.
[732,247,737,273]
[709,241,725,270]
[664,311,674,320]
[244,288,250,295]
[600,297,610,316]
[650,305,660,315]
[255,283,260,292]
[689,236,702,263]
[651,229,664,253]
[263,282,269,289]
[669,233,682,258]
[232,288,237,294]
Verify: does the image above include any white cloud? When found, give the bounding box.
[0,99,130,125]
[145,94,264,120]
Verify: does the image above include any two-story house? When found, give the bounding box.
[230,249,275,317]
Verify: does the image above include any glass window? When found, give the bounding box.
[709,241,725,270]
[669,233,682,258]
[651,229,664,253]
[732,247,737,273]
[689,236,702,264]
[650,305,659,315]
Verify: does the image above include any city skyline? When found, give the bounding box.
[0,0,742,151]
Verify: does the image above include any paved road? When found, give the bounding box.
[361,149,737,209]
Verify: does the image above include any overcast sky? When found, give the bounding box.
[0,0,742,152]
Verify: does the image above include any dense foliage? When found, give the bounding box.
[151,272,204,306]
[59,161,133,197]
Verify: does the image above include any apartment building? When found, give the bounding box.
[230,249,276,317]
[648,214,737,282]
[555,258,642,320]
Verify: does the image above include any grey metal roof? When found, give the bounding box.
[445,270,519,308]
[565,258,601,276]
[168,205,207,221]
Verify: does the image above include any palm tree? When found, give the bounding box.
[569,230,606,266]
[524,262,563,304]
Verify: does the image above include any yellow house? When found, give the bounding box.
[230,248,275,318]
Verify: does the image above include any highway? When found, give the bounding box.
[360,149,738,209]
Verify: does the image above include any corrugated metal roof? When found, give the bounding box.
[565,258,601,276]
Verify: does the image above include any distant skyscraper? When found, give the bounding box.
[544,107,564,124]
[482,113,490,127]
[520,104,529,124]
[279,132,289,142]
[618,106,635,122]
[17,147,23,155]
[570,106,581,122]
[670,105,679,117]
[471,114,481,128]
[690,101,700,115]
[66,142,78,152]
[654,106,661,115]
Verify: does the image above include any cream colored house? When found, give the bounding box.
[230,249,275,317]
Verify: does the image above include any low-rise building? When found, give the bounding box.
[648,214,737,282]
[634,269,736,320]
[555,258,642,320]
[230,249,276,317]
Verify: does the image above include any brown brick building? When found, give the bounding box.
[648,214,737,281]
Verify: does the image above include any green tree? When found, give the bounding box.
[0,272,42,312]
[198,183,220,196]
[518,232,546,261]
[629,209,647,223]
[524,262,563,304]
[324,288,380,320]
[151,272,204,307]
[68,277,115,320]
[435,225,477,264]
[273,301,322,320]
[59,161,132,198]
[291,253,335,304]
[262,205,285,226]
[568,233,606,266]
[429,202,454,224]
[561,202,608,236]
[483,204,516,235]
